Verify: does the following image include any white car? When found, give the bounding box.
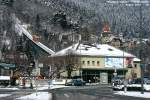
[113,84,124,90]
[113,78,150,91]
[113,84,150,91]
[127,84,150,91]
[144,84,150,91]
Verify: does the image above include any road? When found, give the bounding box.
[50,85,150,100]
[0,85,150,100]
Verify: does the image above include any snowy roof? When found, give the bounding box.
[14,18,55,55]
[53,43,136,58]
[133,58,141,62]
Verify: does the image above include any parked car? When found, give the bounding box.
[144,77,150,84]
[65,79,86,86]
[65,79,74,86]
[73,79,86,86]
[112,77,124,86]
[130,78,150,91]
[0,76,10,86]
[51,79,66,85]
[131,78,150,84]
[113,78,150,91]
[112,77,126,90]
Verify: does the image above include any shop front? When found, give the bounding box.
[82,69,127,84]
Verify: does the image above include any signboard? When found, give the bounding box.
[0,63,16,69]
[105,57,124,68]
[105,57,133,68]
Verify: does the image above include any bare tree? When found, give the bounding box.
[64,49,80,78]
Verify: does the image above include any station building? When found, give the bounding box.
[51,43,141,84]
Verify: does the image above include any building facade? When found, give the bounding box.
[51,43,141,84]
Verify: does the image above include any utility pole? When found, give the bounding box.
[139,0,144,94]
[122,45,127,93]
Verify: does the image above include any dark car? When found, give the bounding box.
[73,79,86,86]
[131,78,150,84]
[144,77,150,84]
[65,79,86,86]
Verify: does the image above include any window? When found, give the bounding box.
[82,61,85,65]
[97,61,100,66]
[134,64,137,68]
[87,61,90,65]
[133,73,137,78]
[92,61,95,66]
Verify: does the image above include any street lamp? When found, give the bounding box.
[122,45,127,93]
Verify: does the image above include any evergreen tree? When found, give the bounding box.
[35,14,40,33]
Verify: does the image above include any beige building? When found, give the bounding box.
[51,43,141,84]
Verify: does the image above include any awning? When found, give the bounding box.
[0,63,16,69]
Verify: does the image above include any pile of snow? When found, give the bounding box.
[0,94,11,98]
[16,92,52,100]
[114,91,150,98]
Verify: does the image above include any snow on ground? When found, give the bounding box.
[114,91,150,98]
[50,85,69,89]
[0,84,68,91]
[16,92,52,100]
[0,94,11,98]
[0,87,19,90]
[37,85,69,90]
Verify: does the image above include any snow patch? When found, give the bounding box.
[114,91,150,98]
[16,92,52,100]
[49,85,69,89]
[0,87,19,90]
[37,85,69,90]
[0,94,11,98]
